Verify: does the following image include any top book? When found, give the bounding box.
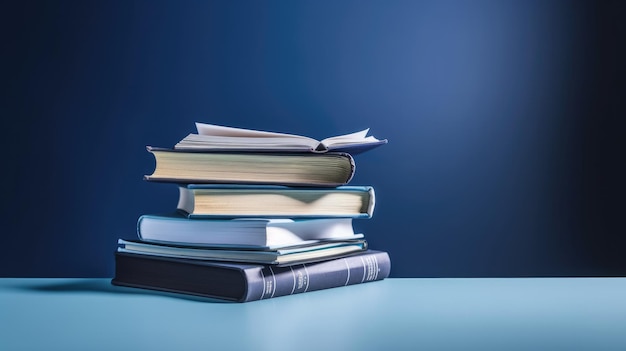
[174,122,388,154]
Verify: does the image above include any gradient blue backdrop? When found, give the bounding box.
[2,0,624,277]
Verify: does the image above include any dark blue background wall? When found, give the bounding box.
[2,0,624,277]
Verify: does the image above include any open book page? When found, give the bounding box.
[195,122,317,140]
[319,128,385,150]
[174,134,320,151]
[174,122,387,153]
[175,123,319,151]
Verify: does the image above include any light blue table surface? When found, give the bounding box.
[1,277,625,351]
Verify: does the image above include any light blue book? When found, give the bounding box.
[137,213,365,249]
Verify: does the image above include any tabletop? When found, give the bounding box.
[1,277,625,351]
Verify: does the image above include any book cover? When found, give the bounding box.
[111,250,391,302]
[177,184,376,219]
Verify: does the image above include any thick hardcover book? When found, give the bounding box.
[136,213,363,248]
[144,147,356,187]
[177,184,376,219]
[112,250,391,302]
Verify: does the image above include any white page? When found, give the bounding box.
[180,122,384,152]
[180,134,318,146]
[196,122,315,140]
[321,128,384,147]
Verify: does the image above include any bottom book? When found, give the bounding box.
[112,250,391,302]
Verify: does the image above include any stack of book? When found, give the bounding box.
[112,123,391,302]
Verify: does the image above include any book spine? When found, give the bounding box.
[366,187,376,218]
[243,251,391,302]
[344,152,356,185]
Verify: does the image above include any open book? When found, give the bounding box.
[174,122,388,154]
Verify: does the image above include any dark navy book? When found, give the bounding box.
[112,250,391,302]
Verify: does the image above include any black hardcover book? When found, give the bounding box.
[112,250,391,302]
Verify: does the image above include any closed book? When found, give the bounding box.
[111,250,391,302]
[117,238,368,266]
[144,147,356,187]
[137,213,363,248]
[177,184,376,219]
